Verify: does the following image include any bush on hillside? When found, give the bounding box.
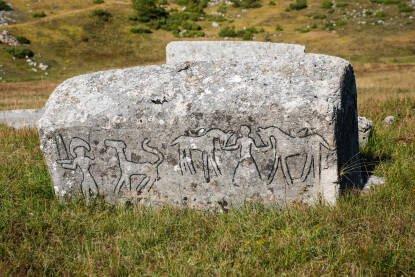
[132,0,168,22]
[4,47,34,59]
[93,0,104,3]
[320,0,332,9]
[130,26,152,33]
[16,36,31,44]
[230,0,261,8]
[218,26,238,37]
[313,13,326,19]
[176,0,208,13]
[0,0,12,11]
[219,26,259,40]
[286,0,307,11]
[32,11,46,18]
[91,9,112,21]
[335,2,348,8]
[398,3,414,12]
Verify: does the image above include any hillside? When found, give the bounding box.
[0,0,413,82]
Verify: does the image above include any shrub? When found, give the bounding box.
[206,14,226,21]
[93,0,104,3]
[217,3,227,13]
[132,0,169,22]
[180,30,204,37]
[336,20,347,26]
[321,0,332,9]
[376,11,386,19]
[313,13,326,19]
[287,0,307,11]
[325,21,335,30]
[32,11,46,18]
[130,26,152,33]
[16,36,30,44]
[4,47,34,59]
[218,26,238,37]
[0,0,12,11]
[219,26,258,40]
[230,0,262,9]
[371,0,400,3]
[335,2,348,7]
[295,27,310,33]
[269,0,276,6]
[275,24,283,31]
[176,0,208,13]
[398,3,414,12]
[91,9,112,21]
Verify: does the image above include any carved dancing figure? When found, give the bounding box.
[171,128,234,183]
[56,137,98,201]
[222,125,275,184]
[104,138,164,194]
[257,126,334,186]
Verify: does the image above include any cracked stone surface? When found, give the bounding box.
[39,46,360,211]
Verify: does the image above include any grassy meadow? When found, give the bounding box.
[1,0,415,275]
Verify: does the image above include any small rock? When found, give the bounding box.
[384,116,395,125]
[362,175,385,193]
[212,22,219,28]
[0,30,19,46]
[358,116,373,148]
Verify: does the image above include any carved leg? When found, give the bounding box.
[114,176,126,194]
[202,151,210,183]
[210,149,222,176]
[136,176,150,192]
[187,150,196,175]
[184,149,196,175]
[301,154,314,182]
[281,156,293,186]
[81,181,90,201]
[209,155,221,177]
[268,155,279,184]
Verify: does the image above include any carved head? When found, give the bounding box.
[70,138,91,158]
[240,125,251,137]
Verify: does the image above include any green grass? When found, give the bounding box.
[1,89,415,274]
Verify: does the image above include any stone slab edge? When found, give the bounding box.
[0,109,44,129]
[166,41,306,64]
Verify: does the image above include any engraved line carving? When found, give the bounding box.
[104,138,164,194]
[257,126,335,186]
[222,125,274,184]
[171,128,234,183]
[56,136,98,200]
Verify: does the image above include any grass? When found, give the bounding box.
[0,81,59,110]
[0,0,415,274]
[1,65,415,275]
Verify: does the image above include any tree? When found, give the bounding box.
[132,0,168,22]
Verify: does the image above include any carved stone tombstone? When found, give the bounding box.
[39,42,360,210]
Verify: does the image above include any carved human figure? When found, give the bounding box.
[56,137,98,201]
[222,125,274,184]
[257,126,334,186]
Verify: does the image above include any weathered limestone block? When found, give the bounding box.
[0,109,44,129]
[39,53,360,210]
[166,41,305,64]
